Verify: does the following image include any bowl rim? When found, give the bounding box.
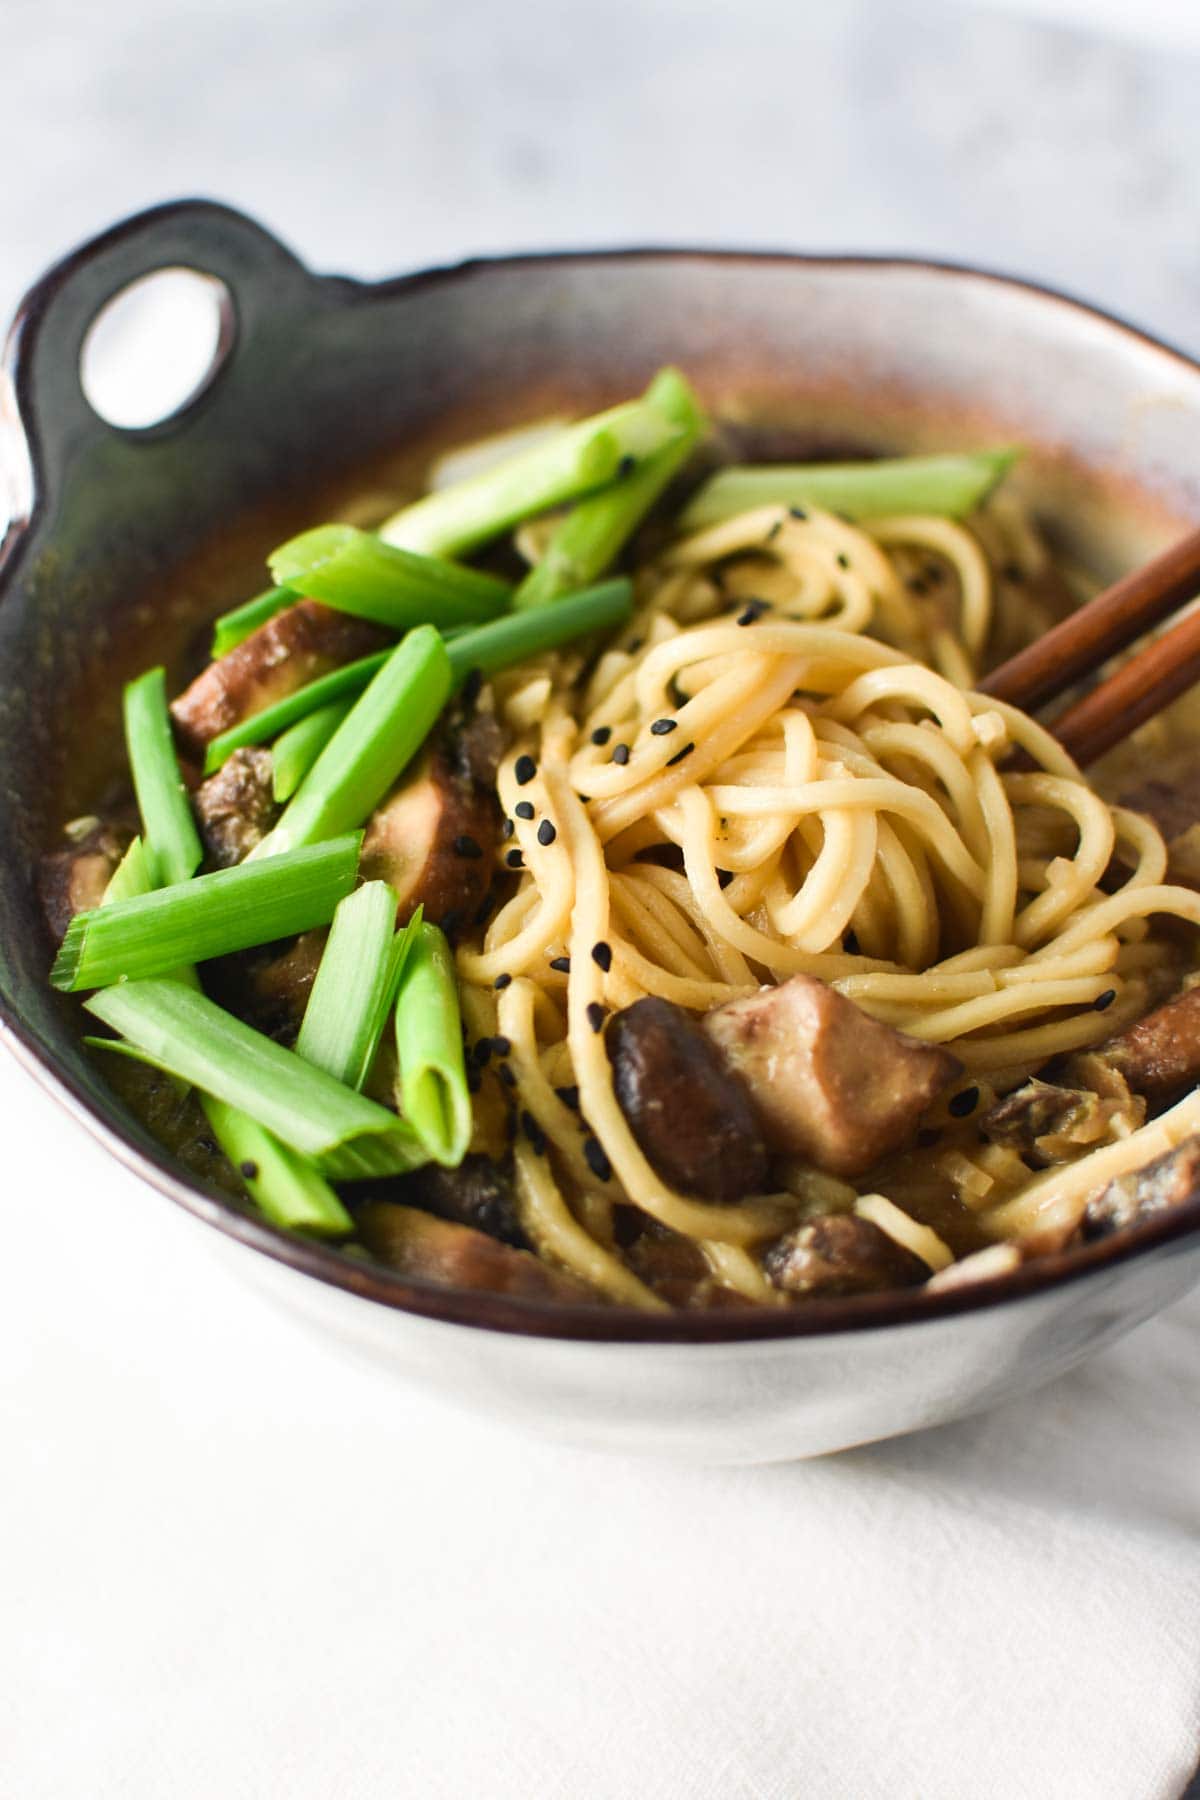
[4,223,1200,1345]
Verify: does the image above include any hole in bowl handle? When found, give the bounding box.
[1,200,323,545]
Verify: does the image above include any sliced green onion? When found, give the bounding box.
[102,836,154,907]
[211,586,292,658]
[679,449,1020,532]
[446,578,633,682]
[52,835,361,991]
[296,880,398,1090]
[514,369,705,609]
[200,1096,352,1237]
[253,626,452,860]
[378,395,686,558]
[271,699,353,802]
[85,979,425,1179]
[394,923,471,1167]
[269,524,511,630]
[123,667,203,888]
[204,649,390,775]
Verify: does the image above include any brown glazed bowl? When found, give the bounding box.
[3,199,1199,1461]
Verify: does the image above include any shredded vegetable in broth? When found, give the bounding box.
[40,371,1200,1312]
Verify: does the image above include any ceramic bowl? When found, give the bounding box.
[3,200,1199,1461]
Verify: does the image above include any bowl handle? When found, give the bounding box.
[0,199,329,557]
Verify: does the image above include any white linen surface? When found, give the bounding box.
[3,1051,1199,1800]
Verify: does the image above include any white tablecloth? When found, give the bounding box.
[4,2,1200,1793]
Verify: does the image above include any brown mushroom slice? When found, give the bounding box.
[239,928,328,1039]
[1091,986,1200,1102]
[170,599,387,756]
[605,996,769,1201]
[982,1071,1144,1166]
[37,817,132,943]
[360,750,497,936]
[192,745,278,867]
[763,1213,929,1298]
[367,1156,524,1247]
[356,1201,596,1302]
[1082,1135,1200,1240]
[703,975,961,1177]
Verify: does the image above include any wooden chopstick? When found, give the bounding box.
[1044,601,1200,766]
[980,526,1200,713]
[980,525,1200,766]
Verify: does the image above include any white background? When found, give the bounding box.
[3,3,1200,1796]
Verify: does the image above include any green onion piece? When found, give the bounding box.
[200,1096,352,1237]
[102,836,155,907]
[514,369,705,609]
[211,586,292,658]
[85,980,426,1179]
[52,835,361,991]
[296,881,398,1090]
[394,923,471,1167]
[446,578,633,682]
[123,667,204,888]
[253,626,452,860]
[378,396,686,558]
[679,449,1020,532]
[272,700,354,802]
[203,649,390,775]
[269,524,511,630]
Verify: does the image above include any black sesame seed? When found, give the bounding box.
[586,1002,606,1033]
[521,1110,547,1154]
[514,800,535,820]
[836,551,850,570]
[716,868,734,890]
[473,889,496,927]
[650,717,677,736]
[555,1084,581,1112]
[239,1160,259,1181]
[440,907,464,938]
[460,666,484,707]
[948,1086,980,1119]
[591,725,612,746]
[499,1062,517,1088]
[591,940,613,972]
[737,598,770,626]
[1094,988,1117,1013]
[537,819,557,846]
[489,1035,510,1058]
[514,754,537,786]
[583,1137,613,1181]
[666,742,695,766]
[453,833,482,859]
[502,817,515,840]
[788,505,809,521]
[473,1039,493,1067]
[197,1136,218,1157]
[505,848,524,869]
[494,973,513,990]
[626,636,644,654]
[765,519,783,543]
[616,453,636,478]
[612,743,630,765]
[550,955,571,974]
